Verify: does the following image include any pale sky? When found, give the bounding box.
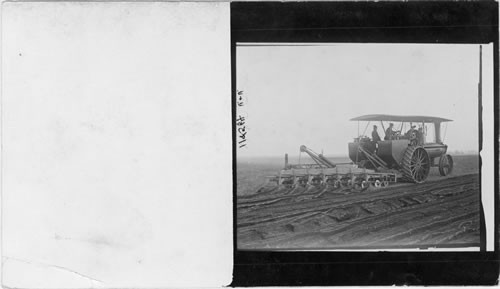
[236,43,493,158]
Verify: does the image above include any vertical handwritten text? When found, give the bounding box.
[236,90,247,148]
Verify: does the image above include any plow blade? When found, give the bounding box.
[264,166,397,193]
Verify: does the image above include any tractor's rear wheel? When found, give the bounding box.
[401,146,430,183]
[438,154,454,176]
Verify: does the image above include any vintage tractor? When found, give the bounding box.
[266,114,453,191]
[349,114,453,183]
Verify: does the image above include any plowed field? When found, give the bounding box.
[237,170,480,249]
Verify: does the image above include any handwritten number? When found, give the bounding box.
[236,90,247,149]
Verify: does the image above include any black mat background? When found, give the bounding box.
[230,1,499,286]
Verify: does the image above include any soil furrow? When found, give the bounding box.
[237,173,480,249]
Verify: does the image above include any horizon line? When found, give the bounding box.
[237,151,479,159]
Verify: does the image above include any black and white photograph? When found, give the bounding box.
[236,43,492,250]
[1,0,498,287]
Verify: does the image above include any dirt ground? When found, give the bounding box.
[237,155,480,250]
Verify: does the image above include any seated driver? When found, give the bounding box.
[384,123,397,140]
[406,125,418,145]
[406,125,417,138]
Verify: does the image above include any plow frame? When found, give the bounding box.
[266,166,398,189]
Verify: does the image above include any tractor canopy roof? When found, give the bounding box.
[350,114,452,123]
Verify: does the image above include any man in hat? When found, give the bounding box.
[406,124,418,145]
[384,123,396,140]
[405,124,417,138]
[371,125,381,142]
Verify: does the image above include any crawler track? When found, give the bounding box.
[237,174,480,249]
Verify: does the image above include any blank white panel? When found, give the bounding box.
[2,2,232,287]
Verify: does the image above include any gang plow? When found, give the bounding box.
[264,145,398,194]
